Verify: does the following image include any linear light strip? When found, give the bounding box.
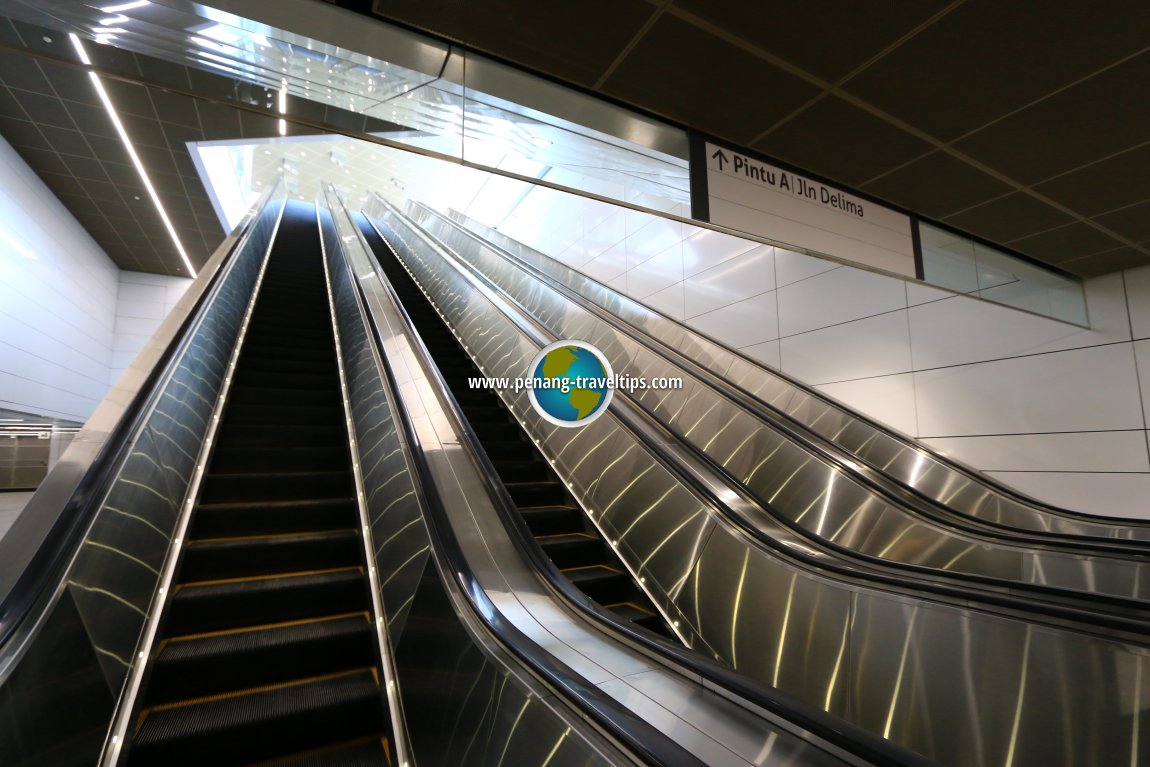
[69,33,197,277]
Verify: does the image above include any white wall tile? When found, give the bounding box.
[906,282,955,307]
[626,242,683,299]
[682,227,758,277]
[780,310,912,384]
[777,266,907,337]
[921,431,1150,473]
[684,245,774,318]
[686,291,778,350]
[1135,340,1150,427]
[985,471,1150,519]
[774,248,839,287]
[740,340,780,369]
[581,240,627,284]
[915,344,1144,437]
[1126,265,1150,341]
[641,283,685,321]
[625,216,682,267]
[909,272,1130,370]
[815,373,919,437]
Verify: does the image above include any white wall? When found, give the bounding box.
[110,271,192,387]
[0,134,119,422]
[470,183,1150,519]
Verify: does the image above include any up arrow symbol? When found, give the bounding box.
[711,148,729,170]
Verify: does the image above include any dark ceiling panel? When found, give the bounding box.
[843,0,1150,141]
[1031,142,1150,218]
[1092,201,1150,243]
[861,151,1011,219]
[941,191,1074,244]
[751,94,932,187]
[1006,222,1125,264]
[953,51,1150,184]
[601,14,820,145]
[1058,246,1150,277]
[370,0,656,87]
[669,0,948,82]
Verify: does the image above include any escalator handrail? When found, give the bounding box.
[417,205,1150,556]
[321,187,707,767]
[0,183,282,659]
[355,207,937,767]
[367,200,1150,641]
[396,205,1150,621]
[430,205,1150,536]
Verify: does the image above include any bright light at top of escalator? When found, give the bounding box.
[99,0,149,12]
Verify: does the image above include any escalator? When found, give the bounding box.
[125,202,391,765]
[356,216,672,639]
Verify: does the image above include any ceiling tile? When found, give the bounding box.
[16,146,69,176]
[1092,200,1150,243]
[752,94,932,187]
[40,68,93,104]
[941,192,1073,243]
[1057,246,1150,277]
[100,80,156,119]
[1006,222,1125,263]
[38,125,92,157]
[0,51,50,93]
[602,14,820,144]
[370,0,655,86]
[954,51,1150,184]
[1031,142,1150,217]
[0,118,49,151]
[670,0,947,82]
[844,0,1150,141]
[861,151,1011,218]
[61,101,119,140]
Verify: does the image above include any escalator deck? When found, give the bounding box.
[360,216,671,639]
[128,202,391,765]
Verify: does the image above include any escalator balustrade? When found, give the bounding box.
[126,202,391,765]
[358,217,671,638]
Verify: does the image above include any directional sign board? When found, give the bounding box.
[703,142,916,278]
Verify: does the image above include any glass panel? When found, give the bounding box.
[919,221,978,294]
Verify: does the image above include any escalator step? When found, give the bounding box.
[191,498,359,538]
[491,457,552,482]
[166,569,367,635]
[232,371,339,390]
[227,386,340,408]
[506,480,567,507]
[234,357,335,377]
[147,615,374,704]
[535,533,604,569]
[214,422,346,449]
[562,565,633,604]
[606,602,659,626]
[181,530,362,581]
[198,471,352,504]
[267,737,390,766]
[220,402,343,427]
[208,444,348,473]
[517,505,585,536]
[131,670,385,766]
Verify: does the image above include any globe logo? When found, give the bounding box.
[527,340,615,427]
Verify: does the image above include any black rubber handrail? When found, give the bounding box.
[366,202,1150,641]
[321,194,707,767]
[0,186,282,654]
[354,210,937,767]
[429,205,1150,537]
[392,203,1150,633]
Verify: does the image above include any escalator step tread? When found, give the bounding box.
[607,603,657,623]
[562,565,623,584]
[133,670,383,755]
[176,567,364,598]
[266,737,390,766]
[160,614,370,663]
[181,530,362,580]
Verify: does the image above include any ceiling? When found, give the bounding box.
[0,14,397,275]
[345,0,1150,277]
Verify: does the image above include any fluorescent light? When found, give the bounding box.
[277,80,287,136]
[0,226,37,260]
[100,0,149,12]
[69,34,196,277]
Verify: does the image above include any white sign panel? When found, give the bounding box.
[704,143,916,278]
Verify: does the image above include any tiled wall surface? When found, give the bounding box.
[109,271,192,387]
[480,181,1150,518]
[0,134,119,422]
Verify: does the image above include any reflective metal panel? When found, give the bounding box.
[443,208,1150,547]
[404,204,1150,606]
[364,197,1150,767]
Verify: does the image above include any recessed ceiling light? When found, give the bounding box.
[42,36,53,43]
[70,32,195,277]
[133,194,140,200]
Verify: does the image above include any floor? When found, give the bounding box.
[0,491,33,544]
